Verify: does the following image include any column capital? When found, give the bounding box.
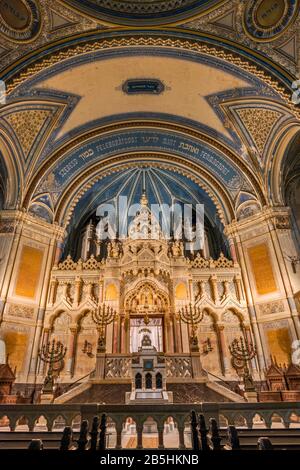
[224,206,291,237]
[216,323,225,331]
[70,325,79,334]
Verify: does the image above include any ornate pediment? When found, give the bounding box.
[137,246,156,261]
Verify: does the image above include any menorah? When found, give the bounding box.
[92,304,118,352]
[177,303,204,350]
[39,339,67,393]
[229,336,257,391]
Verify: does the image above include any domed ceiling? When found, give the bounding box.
[61,166,220,230]
[63,166,227,258]
[62,0,223,24]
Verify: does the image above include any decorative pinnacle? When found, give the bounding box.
[140,190,148,207]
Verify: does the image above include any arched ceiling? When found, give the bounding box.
[60,0,223,25]
[0,1,299,230]
[32,54,249,142]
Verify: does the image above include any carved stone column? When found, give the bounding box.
[62,282,69,300]
[234,274,243,302]
[95,240,101,258]
[198,280,206,299]
[99,279,104,303]
[87,282,94,300]
[173,311,182,353]
[0,214,23,321]
[74,277,82,307]
[164,314,171,353]
[49,279,58,306]
[214,324,225,376]
[216,324,230,375]
[188,279,194,301]
[210,275,219,304]
[227,235,238,263]
[66,326,78,377]
[112,316,119,354]
[223,280,230,299]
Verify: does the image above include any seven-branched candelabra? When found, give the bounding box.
[177,303,204,350]
[38,339,67,393]
[92,303,118,352]
[229,336,257,391]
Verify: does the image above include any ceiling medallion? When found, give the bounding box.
[244,0,299,41]
[61,0,222,25]
[0,0,41,42]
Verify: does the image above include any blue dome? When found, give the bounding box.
[65,166,228,259]
[71,166,219,229]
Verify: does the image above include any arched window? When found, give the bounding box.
[156,372,162,389]
[145,373,152,389]
[135,373,142,389]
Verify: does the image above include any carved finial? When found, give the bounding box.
[140,190,148,207]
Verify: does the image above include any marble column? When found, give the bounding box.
[216,324,230,375]
[214,323,226,376]
[49,279,58,306]
[228,235,238,263]
[234,274,243,302]
[66,326,78,377]
[74,277,82,307]
[210,275,219,304]
[0,218,23,321]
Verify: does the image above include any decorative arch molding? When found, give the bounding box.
[193,305,247,324]
[221,307,247,325]
[2,30,297,103]
[47,309,72,330]
[56,156,233,227]
[75,308,94,329]
[25,123,263,201]
[268,122,300,205]
[201,307,218,324]
[60,0,223,25]
[123,279,170,314]
[0,130,22,209]
[22,122,266,226]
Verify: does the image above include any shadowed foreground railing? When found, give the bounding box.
[0,402,299,450]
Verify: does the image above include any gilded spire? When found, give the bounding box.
[140,190,148,207]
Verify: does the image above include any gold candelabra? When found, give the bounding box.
[92,304,118,352]
[177,303,204,349]
[229,336,257,391]
[38,339,67,393]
